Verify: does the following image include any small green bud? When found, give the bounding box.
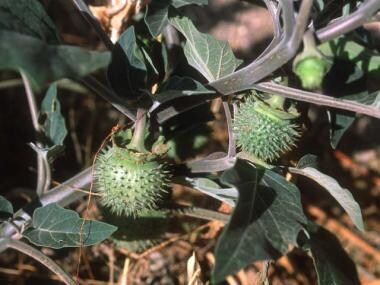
[294,55,329,90]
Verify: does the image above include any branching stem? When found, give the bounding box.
[21,72,51,195]
[254,82,380,119]
[0,238,76,285]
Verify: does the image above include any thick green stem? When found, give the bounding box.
[128,108,148,152]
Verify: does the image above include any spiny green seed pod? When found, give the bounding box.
[294,55,329,90]
[233,98,300,162]
[95,146,170,216]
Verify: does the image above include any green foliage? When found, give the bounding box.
[40,84,67,146]
[0,195,13,218]
[95,146,170,216]
[303,223,360,285]
[1,0,378,283]
[23,204,117,249]
[169,12,242,82]
[213,160,307,282]
[186,177,237,207]
[145,0,208,37]
[104,209,169,252]
[151,76,215,111]
[108,26,147,99]
[0,0,60,43]
[233,97,300,162]
[319,38,380,75]
[292,160,364,231]
[0,31,111,90]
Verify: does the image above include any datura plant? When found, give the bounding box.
[1,0,379,285]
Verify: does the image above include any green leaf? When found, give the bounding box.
[328,91,380,148]
[0,31,111,90]
[319,38,380,75]
[145,0,208,37]
[107,26,147,98]
[169,13,242,82]
[305,224,360,285]
[40,84,67,146]
[0,195,13,218]
[150,76,215,111]
[292,166,364,231]
[297,154,318,169]
[23,204,117,249]
[0,0,60,43]
[186,177,237,206]
[213,161,306,283]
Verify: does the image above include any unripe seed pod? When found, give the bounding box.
[95,146,169,216]
[233,98,300,162]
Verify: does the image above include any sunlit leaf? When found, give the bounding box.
[169,13,242,82]
[24,204,117,249]
[291,166,364,231]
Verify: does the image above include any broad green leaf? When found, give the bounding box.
[107,26,147,98]
[0,31,111,90]
[23,203,117,249]
[213,162,306,283]
[292,166,364,231]
[150,76,215,111]
[0,195,13,218]
[328,91,380,148]
[319,38,380,75]
[297,154,318,169]
[169,13,242,82]
[186,177,237,206]
[0,0,60,43]
[328,110,355,149]
[305,224,360,285]
[145,0,208,37]
[40,84,67,146]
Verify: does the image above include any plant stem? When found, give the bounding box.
[316,0,380,43]
[128,108,147,152]
[254,82,380,119]
[223,101,236,157]
[21,72,51,195]
[0,238,76,285]
[209,0,314,95]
